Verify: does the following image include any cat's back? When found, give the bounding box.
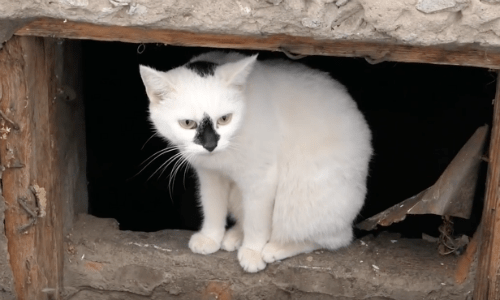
[249,59,355,112]
[248,59,369,145]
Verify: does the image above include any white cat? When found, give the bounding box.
[139,52,372,273]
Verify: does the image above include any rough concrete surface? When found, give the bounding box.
[0,194,15,300]
[63,214,474,300]
[0,0,499,49]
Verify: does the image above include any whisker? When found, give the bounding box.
[227,139,243,151]
[141,133,158,150]
[179,153,195,190]
[168,159,181,197]
[168,152,193,197]
[162,150,185,179]
[148,152,185,181]
[181,155,192,189]
[129,146,180,180]
[140,146,178,167]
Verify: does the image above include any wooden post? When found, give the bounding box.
[0,36,64,300]
[475,72,500,299]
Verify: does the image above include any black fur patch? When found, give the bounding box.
[185,61,218,77]
[194,115,220,152]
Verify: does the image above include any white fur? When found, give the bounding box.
[139,52,372,273]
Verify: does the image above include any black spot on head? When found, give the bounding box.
[194,115,220,152]
[185,61,219,77]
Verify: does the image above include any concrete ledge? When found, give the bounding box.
[1,0,500,48]
[63,214,474,299]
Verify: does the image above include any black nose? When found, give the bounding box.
[194,116,220,152]
[203,141,217,152]
[200,122,219,152]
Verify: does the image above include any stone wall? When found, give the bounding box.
[1,0,500,49]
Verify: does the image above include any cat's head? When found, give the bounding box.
[139,53,257,155]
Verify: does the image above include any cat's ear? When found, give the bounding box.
[217,54,258,88]
[139,65,175,104]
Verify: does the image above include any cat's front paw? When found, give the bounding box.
[262,241,320,263]
[221,227,243,252]
[261,242,283,263]
[188,232,220,255]
[238,247,266,273]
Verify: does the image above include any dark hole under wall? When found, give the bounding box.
[82,41,496,238]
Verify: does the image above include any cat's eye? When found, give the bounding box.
[178,119,197,129]
[217,114,233,126]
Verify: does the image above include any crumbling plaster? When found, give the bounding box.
[1,0,500,48]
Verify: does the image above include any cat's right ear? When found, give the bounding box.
[139,65,175,104]
[217,54,258,88]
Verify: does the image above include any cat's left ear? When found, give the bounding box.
[217,54,258,88]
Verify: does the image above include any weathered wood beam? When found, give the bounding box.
[474,72,500,299]
[0,36,64,300]
[15,18,500,70]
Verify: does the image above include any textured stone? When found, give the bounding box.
[416,0,470,13]
[301,17,323,28]
[0,0,499,48]
[336,0,350,6]
[266,0,283,5]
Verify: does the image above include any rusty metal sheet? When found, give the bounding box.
[357,125,489,231]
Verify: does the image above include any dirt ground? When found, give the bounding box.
[61,214,474,300]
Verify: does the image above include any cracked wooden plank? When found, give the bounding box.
[0,35,63,300]
[0,35,87,300]
[474,72,500,299]
[357,125,488,231]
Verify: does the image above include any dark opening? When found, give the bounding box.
[82,41,495,238]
